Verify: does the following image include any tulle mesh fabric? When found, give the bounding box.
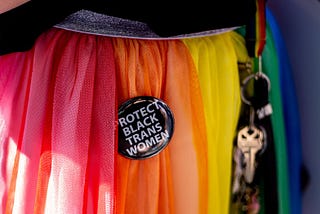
[183,32,242,214]
[112,38,208,214]
[0,29,116,214]
[0,27,245,214]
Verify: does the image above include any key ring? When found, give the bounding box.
[240,72,271,106]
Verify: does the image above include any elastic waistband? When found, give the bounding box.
[55,10,239,40]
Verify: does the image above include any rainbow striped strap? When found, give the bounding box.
[246,0,266,57]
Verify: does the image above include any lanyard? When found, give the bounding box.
[246,0,267,58]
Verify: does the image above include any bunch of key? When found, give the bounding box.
[232,58,272,213]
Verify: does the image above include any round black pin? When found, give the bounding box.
[118,96,174,160]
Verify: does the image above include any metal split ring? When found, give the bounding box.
[240,72,271,106]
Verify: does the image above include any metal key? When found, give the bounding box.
[237,125,264,183]
[237,56,268,184]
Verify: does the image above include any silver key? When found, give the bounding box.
[237,126,264,183]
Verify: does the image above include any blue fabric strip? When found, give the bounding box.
[266,7,303,214]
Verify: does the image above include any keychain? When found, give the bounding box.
[232,56,273,213]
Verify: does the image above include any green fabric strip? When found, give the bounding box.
[261,22,291,214]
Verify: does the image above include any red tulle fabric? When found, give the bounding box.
[0,29,116,214]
